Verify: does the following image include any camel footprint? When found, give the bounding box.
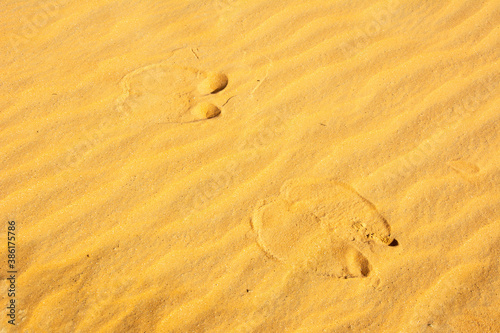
[251,178,394,278]
[116,61,228,124]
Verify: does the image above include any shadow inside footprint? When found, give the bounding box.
[251,178,394,278]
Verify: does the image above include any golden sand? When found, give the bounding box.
[1,0,499,332]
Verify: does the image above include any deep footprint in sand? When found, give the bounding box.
[251,178,394,278]
[116,62,228,124]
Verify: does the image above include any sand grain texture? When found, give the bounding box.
[1,0,499,332]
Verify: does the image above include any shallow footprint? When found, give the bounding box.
[251,178,393,278]
[116,62,228,124]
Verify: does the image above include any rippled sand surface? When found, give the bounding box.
[1,0,499,332]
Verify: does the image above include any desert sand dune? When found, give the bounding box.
[1,0,499,332]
